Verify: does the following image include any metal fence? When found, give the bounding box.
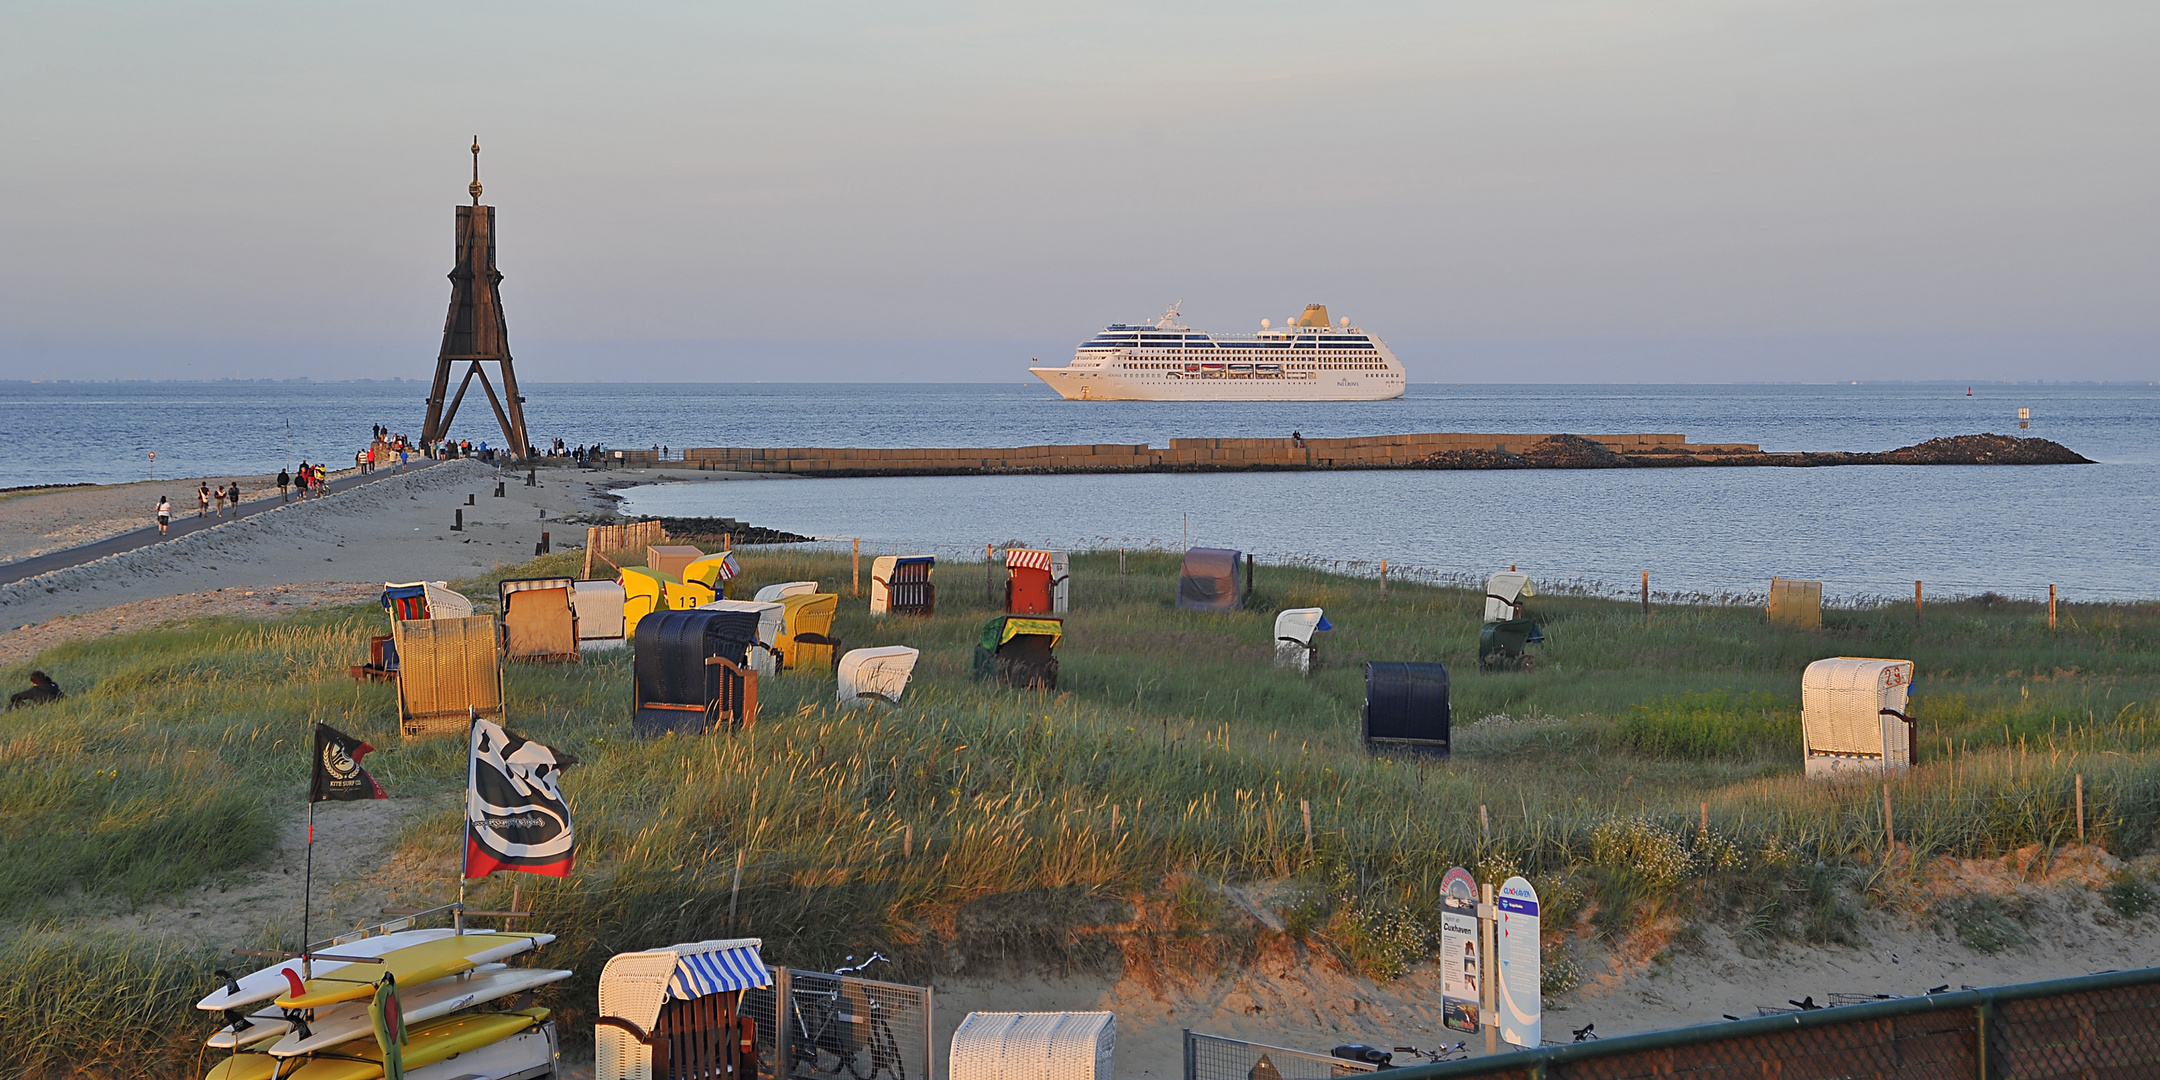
[1188,1030,1382,1080]
[741,966,934,1080]
[1340,967,2160,1080]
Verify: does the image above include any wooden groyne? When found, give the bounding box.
[666,432,2086,477]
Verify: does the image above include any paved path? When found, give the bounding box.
[0,460,451,586]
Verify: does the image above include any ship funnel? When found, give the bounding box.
[1297,304,1331,328]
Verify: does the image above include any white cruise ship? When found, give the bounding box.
[1031,304,1407,401]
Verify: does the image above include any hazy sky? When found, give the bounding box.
[3,1,2153,382]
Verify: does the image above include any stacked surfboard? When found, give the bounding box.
[197,928,570,1080]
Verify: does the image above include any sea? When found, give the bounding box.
[4,381,2154,602]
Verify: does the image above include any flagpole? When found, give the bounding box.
[457,708,475,935]
[301,797,315,979]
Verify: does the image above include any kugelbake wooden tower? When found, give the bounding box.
[421,138,530,457]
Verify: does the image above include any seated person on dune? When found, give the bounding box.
[8,671,63,709]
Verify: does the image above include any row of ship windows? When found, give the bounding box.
[1119,363,1387,370]
[1088,335,1373,343]
[1086,343,1379,352]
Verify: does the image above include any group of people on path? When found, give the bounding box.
[151,456,334,537]
[279,460,329,501]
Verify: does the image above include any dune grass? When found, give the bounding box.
[3,547,2159,1072]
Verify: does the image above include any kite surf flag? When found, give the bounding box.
[311,723,388,803]
[464,716,578,879]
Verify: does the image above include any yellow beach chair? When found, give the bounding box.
[777,592,841,671]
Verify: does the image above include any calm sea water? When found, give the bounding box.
[6,381,2153,600]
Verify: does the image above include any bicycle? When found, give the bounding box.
[1391,1043,1471,1065]
[787,953,909,1080]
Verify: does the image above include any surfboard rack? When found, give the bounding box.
[229,948,386,963]
[380,906,535,918]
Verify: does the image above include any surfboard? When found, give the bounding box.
[279,1008,551,1080]
[273,932,553,1011]
[204,1052,281,1080]
[196,928,459,1012]
[206,1010,292,1049]
[267,963,572,1057]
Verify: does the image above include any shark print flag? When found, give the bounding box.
[465,717,577,878]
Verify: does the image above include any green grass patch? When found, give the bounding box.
[4,548,2160,1066]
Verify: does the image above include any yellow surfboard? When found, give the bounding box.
[280,1009,550,1080]
[272,933,549,1011]
[205,1052,282,1080]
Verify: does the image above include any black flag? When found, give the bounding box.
[311,724,388,802]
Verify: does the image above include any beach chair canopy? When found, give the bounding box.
[498,577,579,663]
[684,551,742,588]
[1483,572,1533,623]
[1802,657,1915,775]
[754,580,821,603]
[1362,661,1451,756]
[777,592,841,671]
[1274,608,1333,674]
[392,614,503,738]
[598,938,771,1080]
[382,581,474,621]
[838,646,920,706]
[950,1012,1115,1080]
[632,610,763,737]
[572,580,627,641]
[1177,548,1241,612]
[699,599,786,677]
[1005,549,1070,615]
[1768,578,1824,629]
[619,567,670,637]
[979,615,1064,652]
[646,544,706,580]
[871,555,937,615]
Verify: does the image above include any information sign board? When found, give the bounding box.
[1496,875,1541,1048]
[1439,867,1479,1033]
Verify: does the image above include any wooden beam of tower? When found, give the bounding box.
[421,138,530,456]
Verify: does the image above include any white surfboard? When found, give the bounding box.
[196,928,459,1013]
[206,1011,292,1049]
[267,964,574,1057]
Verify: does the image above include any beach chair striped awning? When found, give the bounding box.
[666,938,772,1000]
[1005,549,1054,571]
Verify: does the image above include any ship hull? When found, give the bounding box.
[1031,368,1404,402]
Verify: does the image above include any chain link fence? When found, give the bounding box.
[740,966,933,1080]
[1188,1030,1382,1080]
[1317,967,2160,1080]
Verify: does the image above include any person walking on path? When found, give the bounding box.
[155,496,171,535]
[278,468,290,502]
[197,483,212,518]
[294,461,309,499]
[226,480,241,515]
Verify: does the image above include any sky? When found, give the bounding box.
[1,1,2154,383]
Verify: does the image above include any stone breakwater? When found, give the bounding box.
[654,432,2090,478]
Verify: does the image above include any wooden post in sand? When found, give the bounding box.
[2077,774,2085,842]
[2050,585,2058,630]
[1301,799,1313,855]
[1883,784,1895,858]
[852,539,860,597]
[1379,559,1388,600]
[728,849,745,925]
[986,543,995,606]
[1642,571,1650,621]
[1915,580,1923,623]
